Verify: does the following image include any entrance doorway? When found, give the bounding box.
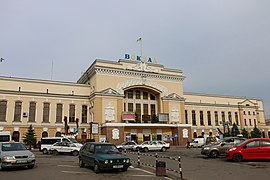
[12,131,20,142]
[131,134,137,143]
[143,134,151,141]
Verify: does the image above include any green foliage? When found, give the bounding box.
[241,128,249,139]
[23,124,37,149]
[134,111,139,123]
[251,126,262,138]
[151,114,159,123]
[231,123,240,137]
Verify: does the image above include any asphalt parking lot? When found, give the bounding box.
[0,147,270,180]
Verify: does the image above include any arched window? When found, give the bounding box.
[55,132,61,137]
[42,131,48,138]
[0,100,7,122]
[12,131,20,142]
[193,132,197,138]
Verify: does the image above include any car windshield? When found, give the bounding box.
[2,143,27,151]
[235,139,249,147]
[95,144,120,154]
[67,138,78,143]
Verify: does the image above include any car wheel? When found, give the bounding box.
[79,159,85,168]
[210,150,219,158]
[161,147,166,152]
[52,150,58,156]
[42,149,48,154]
[28,164,35,169]
[232,154,242,162]
[118,148,123,152]
[72,150,79,156]
[143,147,149,152]
[94,162,100,174]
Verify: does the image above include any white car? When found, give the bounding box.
[49,142,81,156]
[137,141,170,152]
[116,141,139,152]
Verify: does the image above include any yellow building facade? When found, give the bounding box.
[0,59,269,146]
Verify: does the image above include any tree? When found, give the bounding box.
[241,128,249,139]
[23,124,37,149]
[251,126,262,138]
[151,114,159,123]
[231,123,240,137]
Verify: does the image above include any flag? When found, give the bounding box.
[137,37,142,42]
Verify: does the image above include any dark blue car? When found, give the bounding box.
[78,142,131,173]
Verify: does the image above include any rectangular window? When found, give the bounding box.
[228,112,232,124]
[249,119,252,126]
[82,105,87,123]
[192,110,196,126]
[128,103,133,112]
[215,111,218,126]
[244,119,247,126]
[0,100,7,122]
[69,104,75,123]
[150,104,156,116]
[185,110,188,124]
[235,112,239,126]
[143,104,148,115]
[221,111,225,123]
[254,119,256,126]
[143,92,148,100]
[128,91,133,99]
[207,111,211,126]
[200,111,204,126]
[43,102,50,123]
[135,90,140,99]
[28,102,36,122]
[135,103,141,122]
[14,101,22,122]
[124,103,126,112]
[56,104,63,123]
[0,101,7,122]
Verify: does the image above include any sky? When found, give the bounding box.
[0,0,270,119]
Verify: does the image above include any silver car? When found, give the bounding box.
[0,142,35,170]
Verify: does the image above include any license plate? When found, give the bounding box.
[113,165,123,168]
[17,160,28,163]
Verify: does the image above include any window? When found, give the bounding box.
[143,92,148,100]
[192,110,196,126]
[143,104,148,115]
[235,112,239,126]
[43,102,50,123]
[128,91,133,99]
[69,104,75,123]
[135,103,141,122]
[244,119,247,126]
[249,119,252,126]
[56,104,63,123]
[28,102,36,122]
[150,94,155,100]
[207,111,211,126]
[262,140,270,147]
[248,111,251,115]
[135,91,140,99]
[185,110,188,124]
[254,119,256,126]
[82,105,87,123]
[221,111,225,123]
[150,104,156,116]
[200,111,204,126]
[228,112,232,124]
[214,111,218,126]
[14,101,22,122]
[128,103,133,112]
[244,111,246,115]
[0,100,7,122]
[246,140,260,148]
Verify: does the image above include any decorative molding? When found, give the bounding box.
[105,103,115,122]
[126,62,159,73]
[171,107,180,122]
[116,79,168,96]
[162,93,185,101]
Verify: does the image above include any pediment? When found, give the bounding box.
[238,99,257,106]
[162,93,185,101]
[99,88,121,96]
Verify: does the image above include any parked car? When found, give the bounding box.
[0,142,35,170]
[49,142,81,156]
[190,138,205,148]
[78,142,131,173]
[41,137,82,154]
[226,138,270,162]
[137,141,170,152]
[116,141,139,152]
[201,137,246,158]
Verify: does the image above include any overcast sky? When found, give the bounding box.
[0,0,270,119]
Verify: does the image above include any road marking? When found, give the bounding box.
[61,170,87,174]
[130,166,155,175]
[58,165,78,168]
[130,166,172,180]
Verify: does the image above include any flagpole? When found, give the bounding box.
[137,37,142,58]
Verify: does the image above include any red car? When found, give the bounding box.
[226,138,270,162]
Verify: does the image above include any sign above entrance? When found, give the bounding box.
[125,54,157,63]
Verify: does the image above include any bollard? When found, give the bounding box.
[137,149,140,167]
[124,148,127,155]
[179,156,183,179]
[156,161,166,176]
[155,153,158,164]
